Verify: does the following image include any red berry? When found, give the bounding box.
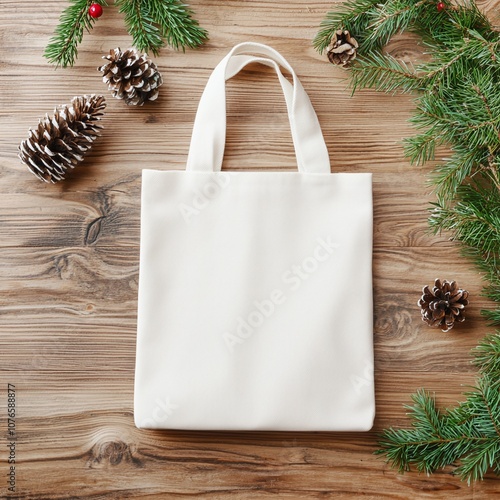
[437,2,445,12]
[89,3,103,18]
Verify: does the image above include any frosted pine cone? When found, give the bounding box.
[18,95,106,183]
[418,279,469,332]
[99,48,163,106]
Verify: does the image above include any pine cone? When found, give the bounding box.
[18,95,106,183]
[418,279,469,332]
[99,48,163,106]
[327,29,359,67]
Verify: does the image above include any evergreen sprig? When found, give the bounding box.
[315,0,500,482]
[45,0,108,68]
[377,339,500,483]
[115,0,208,53]
[474,333,500,380]
[44,0,208,68]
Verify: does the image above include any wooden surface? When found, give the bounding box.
[1,1,500,498]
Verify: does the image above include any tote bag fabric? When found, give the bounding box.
[134,42,375,431]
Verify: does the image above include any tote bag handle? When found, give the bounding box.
[186,42,331,174]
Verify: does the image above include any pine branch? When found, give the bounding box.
[115,0,164,55]
[429,181,500,321]
[411,0,494,49]
[376,369,500,482]
[148,0,208,50]
[413,40,473,89]
[429,182,500,259]
[445,1,495,40]
[316,0,500,483]
[349,52,423,94]
[429,183,500,320]
[44,0,108,68]
[364,0,428,49]
[375,389,495,479]
[403,129,442,166]
[463,246,500,326]
[45,0,208,67]
[116,0,208,54]
[409,73,500,153]
[455,382,500,483]
[474,334,500,381]
[427,147,488,200]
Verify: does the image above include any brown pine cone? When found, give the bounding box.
[18,95,106,183]
[327,29,359,67]
[99,48,163,106]
[418,279,469,332]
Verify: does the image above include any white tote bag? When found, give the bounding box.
[135,42,375,431]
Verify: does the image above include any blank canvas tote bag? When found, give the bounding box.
[134,42,375,431]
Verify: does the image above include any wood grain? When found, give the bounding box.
[1,1,500,498]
